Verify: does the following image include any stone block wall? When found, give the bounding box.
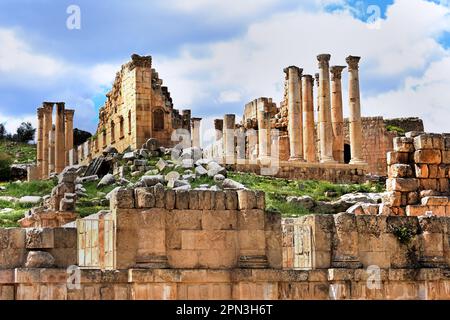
[0,227,77,269]
[282,213,450,270]
[232,161,367,183]
[384,133,450,216]
[111,188,282,270]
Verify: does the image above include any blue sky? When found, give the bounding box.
[0,0,449,145]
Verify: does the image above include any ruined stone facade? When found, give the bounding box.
[88,54,194,158]
[205,54,424,178]
[2,185,450,300]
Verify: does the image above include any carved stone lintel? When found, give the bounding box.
[238,255,269,269]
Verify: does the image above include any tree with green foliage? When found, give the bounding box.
[16,122,36,143]
[0,123,6,140]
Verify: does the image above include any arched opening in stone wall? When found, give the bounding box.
[111,121,115,143]
[153,109,164,131]
[344,143,351,164]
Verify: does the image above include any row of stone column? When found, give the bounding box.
[37,102,74,179]
[287,54,365,164]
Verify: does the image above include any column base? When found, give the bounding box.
[320,157,338,164]
[349,158,367,165]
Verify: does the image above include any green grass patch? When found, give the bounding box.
[0,141,36,163]
[0,180,55,198]
[0,209,25,227]
[228,172,385,217]
[386,125,405,135]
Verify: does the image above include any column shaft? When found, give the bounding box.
[330,66,346,163]
[223,114,236,164]
[285,66,304,161]
[191,118,202,148]
[317,54,336,163]
[42,103,53,179]
[346,56,365,164]
[64,109,74,167]
[36,108,44,178]
[49,127,55,175]
[302,75,316,163]
[55,103,65,173]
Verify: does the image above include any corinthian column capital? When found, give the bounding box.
[317,54,331,69]
[330,66,346,80]
[346,55,361,71]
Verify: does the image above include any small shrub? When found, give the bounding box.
[393,226,414,245]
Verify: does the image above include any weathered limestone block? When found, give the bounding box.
[202,210,237,230]
[153,183,165,208]
[421,196,449,206]
[414,150,442,164]
[406,205,428,217]
[175,190,189,210]
[389,164,413,178]
[214,191,226,210]
[110,188,135,209]
[419,179,438,191]
[415,164,429,178]
[134,188,156,208]
[387,151,410,165]
[165,190,175,210]
[332,213,362,268]
[418,217,446,267]
[26,228,54,249]
[25,251,55,268]
[237,190,257,210]
[442,151,450,164]
[393,137,414,153]
[382,191,402,207]
[188,190,200,210]
[224,190,238,210]
[387,178,419,192]
[414,134,444,150]
[237,209,265,230]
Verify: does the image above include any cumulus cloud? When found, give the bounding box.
[154,0,450,134]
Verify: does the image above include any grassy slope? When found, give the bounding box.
[0,155,386,227]
[0,141,36,163]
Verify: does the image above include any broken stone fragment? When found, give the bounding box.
[25,251,55,268]
[286,195,315,210]
[195,165,208,176]
[97,174,116,188]
[156,158,167,171]
[222,178,246,190]
[140,175,165,187]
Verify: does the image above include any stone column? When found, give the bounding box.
[213,119,223,159]
[42,102,53,179]
[346,56,365,164]
[223,114,236,164]
[315,73,320,122]
[36,108,44,178]
[49,126,55,175]
[236,126,246,163]
[330,66,346,163]
[256,101,271,162]
[64,109,74,167]
[285,66,304,161]
[55,102,65,173]
[191,117,202,148]
[302,75,316,163]
[317,54,336,163]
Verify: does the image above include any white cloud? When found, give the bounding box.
[0,28,64,79]
[153,0,450,134]
[218,90,242,103]
[0,111,36,135]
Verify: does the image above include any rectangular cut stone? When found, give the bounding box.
[414,134,443,150]
[419,179,438,191]
[442,151,450,164]
[387,178,418,192]
[421,196,449,206]
[387,152,410,165]
[415,164,429,178]
[389,164,413,178]
[25,228,55,249]
[381,191,402,207]
[111,189,135,209]
[393,137,414,152]
[414,150,442,164]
